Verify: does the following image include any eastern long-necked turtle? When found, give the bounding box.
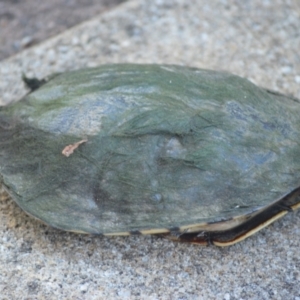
[0,64,299,246]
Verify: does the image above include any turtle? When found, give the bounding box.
[0,64,299,246]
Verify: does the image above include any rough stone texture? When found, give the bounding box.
[0,0,300,299]
[0,0,127,61]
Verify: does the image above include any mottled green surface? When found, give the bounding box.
[0,64,299,233]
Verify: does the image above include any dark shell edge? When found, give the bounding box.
[2,184,299,246]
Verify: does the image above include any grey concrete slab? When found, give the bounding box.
[0,0,300,299]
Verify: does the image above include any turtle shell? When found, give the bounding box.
[0,64,299,246]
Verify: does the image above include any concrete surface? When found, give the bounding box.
[0,0,300,299]
[0,0,127,60]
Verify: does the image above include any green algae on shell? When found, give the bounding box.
[0,64,300,246]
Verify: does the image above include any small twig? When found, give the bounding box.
[62,139,87,157]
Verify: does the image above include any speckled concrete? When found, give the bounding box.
[1,0,300,299]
